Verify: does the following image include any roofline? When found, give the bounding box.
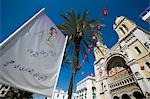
[76,76,95,86]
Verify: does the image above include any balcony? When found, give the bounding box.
[109,73,136,90]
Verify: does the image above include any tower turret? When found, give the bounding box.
[113,16,136,40]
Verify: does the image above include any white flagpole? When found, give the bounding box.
[51,36,68,99]
[0,8,45,49]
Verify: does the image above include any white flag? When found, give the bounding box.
[0,8,67,97]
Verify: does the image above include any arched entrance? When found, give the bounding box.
[133,91,145,99]
[122,94,131,99]
[113,96,119,99]
[106,56,132,76]
[104,54,147,99]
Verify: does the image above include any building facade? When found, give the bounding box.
[47,88,76,99]
[53,89,68,99]
[94,16,150,99]
[76,76,96,99]
[140,7,150,23]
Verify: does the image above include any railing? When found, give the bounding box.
[109,73,136,90]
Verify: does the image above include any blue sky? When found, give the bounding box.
[1,0,149,98]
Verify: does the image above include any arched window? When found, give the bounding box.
[119,27,125,34]
[133,91,145,99]
[92,87,96,93]
[144,42,150,49]
[135,47,141,54]
[122,24,128,31]
[145,62,150,68]
[122,94,131,99]
[57,94,59,97]
[113,96,119,99]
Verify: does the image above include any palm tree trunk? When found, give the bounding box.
[68,70,76,99]
[68,39,80,99]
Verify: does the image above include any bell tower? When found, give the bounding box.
[94,41,108,63]
[113,16,137,40]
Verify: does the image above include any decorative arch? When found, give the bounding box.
[103,51,129,75]
[92,87,96,94]
[92,87,96,90]
[133,91,145,99]
[119,91,131,99]
[112,91,130,99]
[119,27,126,35]
[113,96,119,99]
[112,93,120,99]
[122,24,129,32]
[131,88,141,94]
[104,51,128,66]
[122,94,131,99]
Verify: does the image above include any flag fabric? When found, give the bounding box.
[0,8,67,97]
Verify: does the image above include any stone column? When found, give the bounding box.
[128,60,150,96]
[125,48,133,61]
[103,71,112,99]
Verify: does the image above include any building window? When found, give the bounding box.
[113,96,120,99]
[144,42,150,49]
[135,47,141,54]
[57,94,59,97]
[119,27,125,34]
[92,93,96,99]
[145,62,150,68]
[145,62,150,72]
[135,72,142,79]
[122,24,128,31]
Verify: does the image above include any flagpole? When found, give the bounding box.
[0,8,45,49]
[51,36,68,99]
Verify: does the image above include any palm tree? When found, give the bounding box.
[59,10,103,99]
[5,87,33,99]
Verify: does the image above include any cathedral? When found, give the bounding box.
[94,16,150,99]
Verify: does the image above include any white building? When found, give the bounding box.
[47,88,76,99]
[76,76,96,99]
[53,89,68,99]
[140,7,150,23]
[0,84,10,97]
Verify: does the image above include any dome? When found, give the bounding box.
[115,16,125,24]
[113,16,125,29]
[113,24,116,29]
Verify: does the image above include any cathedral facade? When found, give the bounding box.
[94,16,150,99]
